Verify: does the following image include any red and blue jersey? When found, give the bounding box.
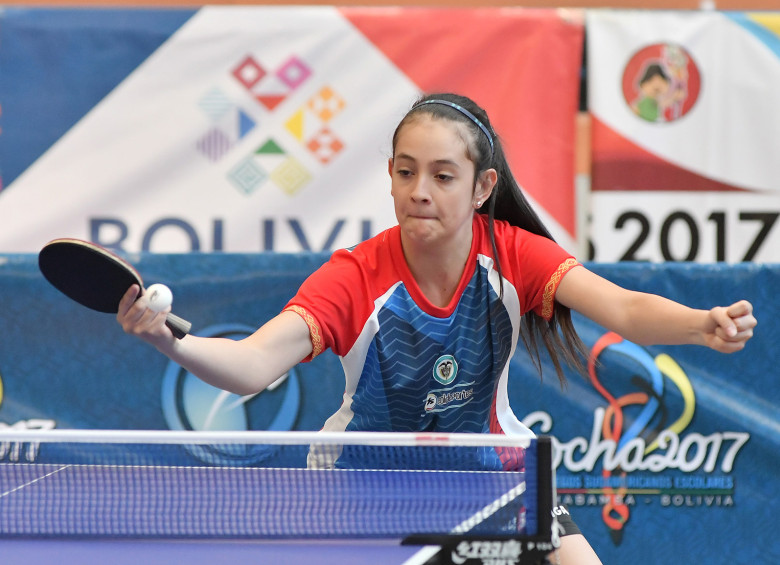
[285,214,578,467]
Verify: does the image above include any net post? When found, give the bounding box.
[534,435,554,538]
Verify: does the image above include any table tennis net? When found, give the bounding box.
[0,430,548,540]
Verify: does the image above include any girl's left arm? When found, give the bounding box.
[554,266,756,353]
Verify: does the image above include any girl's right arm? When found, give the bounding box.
[117,285,313,395]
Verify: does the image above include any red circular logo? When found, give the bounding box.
[622,43,701,123]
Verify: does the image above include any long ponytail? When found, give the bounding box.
[486,138,586,386]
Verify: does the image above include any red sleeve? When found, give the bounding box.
[283,249,363,360]
[493,219,579,320]
[283,232,398,360]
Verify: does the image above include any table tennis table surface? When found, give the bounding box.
[0,460,529,565]
[0,537,437,565]
[0,434,555,565]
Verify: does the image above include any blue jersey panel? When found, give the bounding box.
[346,264,514,438]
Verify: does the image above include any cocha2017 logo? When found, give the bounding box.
[524,332,749,545]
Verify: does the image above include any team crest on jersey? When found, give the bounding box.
[433,355,458,385]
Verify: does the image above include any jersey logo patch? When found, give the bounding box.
[424,387,474,413]
[433,355,458,385]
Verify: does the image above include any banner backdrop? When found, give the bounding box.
[0,254,777,563]
[587,10,780,263]
[0,7,583,254]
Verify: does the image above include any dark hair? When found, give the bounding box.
[640,63,670,85]
[392,92,586,386]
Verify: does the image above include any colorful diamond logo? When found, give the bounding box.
[308,86,345,122]
[271,157,312,196]
[306,126,344,164]
[196,128,233,162]
[198,87,233,121]
[232,56,266,90]
[277,57,311,89]
[228,157,267,195]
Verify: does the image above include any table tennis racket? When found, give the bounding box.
[38,238,191,339]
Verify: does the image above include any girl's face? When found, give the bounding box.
[389,115,494,251]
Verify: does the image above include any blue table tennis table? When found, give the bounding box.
[0,432,556,565]
[0,465,436,563]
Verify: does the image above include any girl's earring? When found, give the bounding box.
[475,201,482,209]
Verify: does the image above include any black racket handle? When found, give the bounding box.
[165,313,192,340]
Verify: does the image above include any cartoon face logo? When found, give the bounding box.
[622,43,701,123]
[432,355,459,385]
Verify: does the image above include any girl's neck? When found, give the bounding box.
[401,233,473,309]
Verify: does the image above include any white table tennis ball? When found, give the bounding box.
[146,283,173,312]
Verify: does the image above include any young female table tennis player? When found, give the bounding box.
[117,93,756,564]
